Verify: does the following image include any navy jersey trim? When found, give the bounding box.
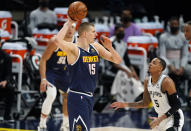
[90,43,99,55]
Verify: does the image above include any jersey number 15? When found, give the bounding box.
[89,64,96,75]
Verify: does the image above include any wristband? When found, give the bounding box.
[41,78,46,81]
[165,111,172,117]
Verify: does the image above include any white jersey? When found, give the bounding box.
[148,74,184,131]
[147,75,171,116]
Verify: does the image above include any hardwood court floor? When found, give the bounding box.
[91,127,151,131]
[0,127,151,131]
[0,107,190,131]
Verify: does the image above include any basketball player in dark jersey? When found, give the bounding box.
[37,24,76,131]
[54,17,122,131]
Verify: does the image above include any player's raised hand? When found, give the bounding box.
[67,15,77,23]
[100,35,112,49]
[40,79,49,92]
[110,102,127,110]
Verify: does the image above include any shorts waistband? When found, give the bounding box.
[68,89,93,97]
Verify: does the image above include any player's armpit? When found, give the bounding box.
[67,45,80,65]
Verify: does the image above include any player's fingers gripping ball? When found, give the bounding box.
[68,1,87,21]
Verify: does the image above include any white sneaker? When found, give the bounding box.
[60,126,69,131]
[60,121,69,131]
[37,126,47,131]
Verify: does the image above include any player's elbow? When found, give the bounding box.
[54,38,60,46]
[145,104,151,108]
[113,57,122,64]
[117,58,122,64]
[143,101,151,108]
[48,36,60,47]
[49,37,56,44]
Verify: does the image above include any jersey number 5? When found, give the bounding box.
[89,64,96,75]
[154,100,159,107]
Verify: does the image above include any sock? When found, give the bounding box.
[63,114,65,120]
[39,117,47,128]
[62,115,69,126]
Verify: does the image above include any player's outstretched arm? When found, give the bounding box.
[110,78,151,109]
[40,38,57,80]
[92,35,122,64]
[39,38,57,92]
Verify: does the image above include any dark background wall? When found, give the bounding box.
[0,0,190,22]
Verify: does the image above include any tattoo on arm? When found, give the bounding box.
[128,100,145,108]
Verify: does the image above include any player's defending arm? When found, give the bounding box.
[92,35,122,64]
[159,78,181,119]
[111,78,151,109]
[39,38,57,92]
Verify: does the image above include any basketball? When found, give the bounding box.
[68,1,87,21]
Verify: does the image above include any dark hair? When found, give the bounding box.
[169,16,179,23]
[157,57,166,71]
[121,7,131,12]
[39,0,49,2]
[185,21,191,26]
[114,24,124,31]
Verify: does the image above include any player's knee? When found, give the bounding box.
[46,85,57,101]
[166,127,178,131]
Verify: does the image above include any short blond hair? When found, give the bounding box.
[78,22,94,36]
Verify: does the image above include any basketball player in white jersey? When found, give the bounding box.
[111,57,184,131]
